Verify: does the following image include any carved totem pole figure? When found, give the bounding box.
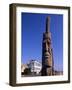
[41,17,54,76]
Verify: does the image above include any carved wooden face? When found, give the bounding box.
[45,56,53,67]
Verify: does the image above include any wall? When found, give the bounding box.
[0,0,72,90]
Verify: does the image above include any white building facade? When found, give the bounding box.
[28,60,42,75]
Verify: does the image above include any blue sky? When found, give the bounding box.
[21,12,63,71]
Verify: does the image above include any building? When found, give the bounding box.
[41,16,54,76]
[21,64,28,75]
[28,60,42,75]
